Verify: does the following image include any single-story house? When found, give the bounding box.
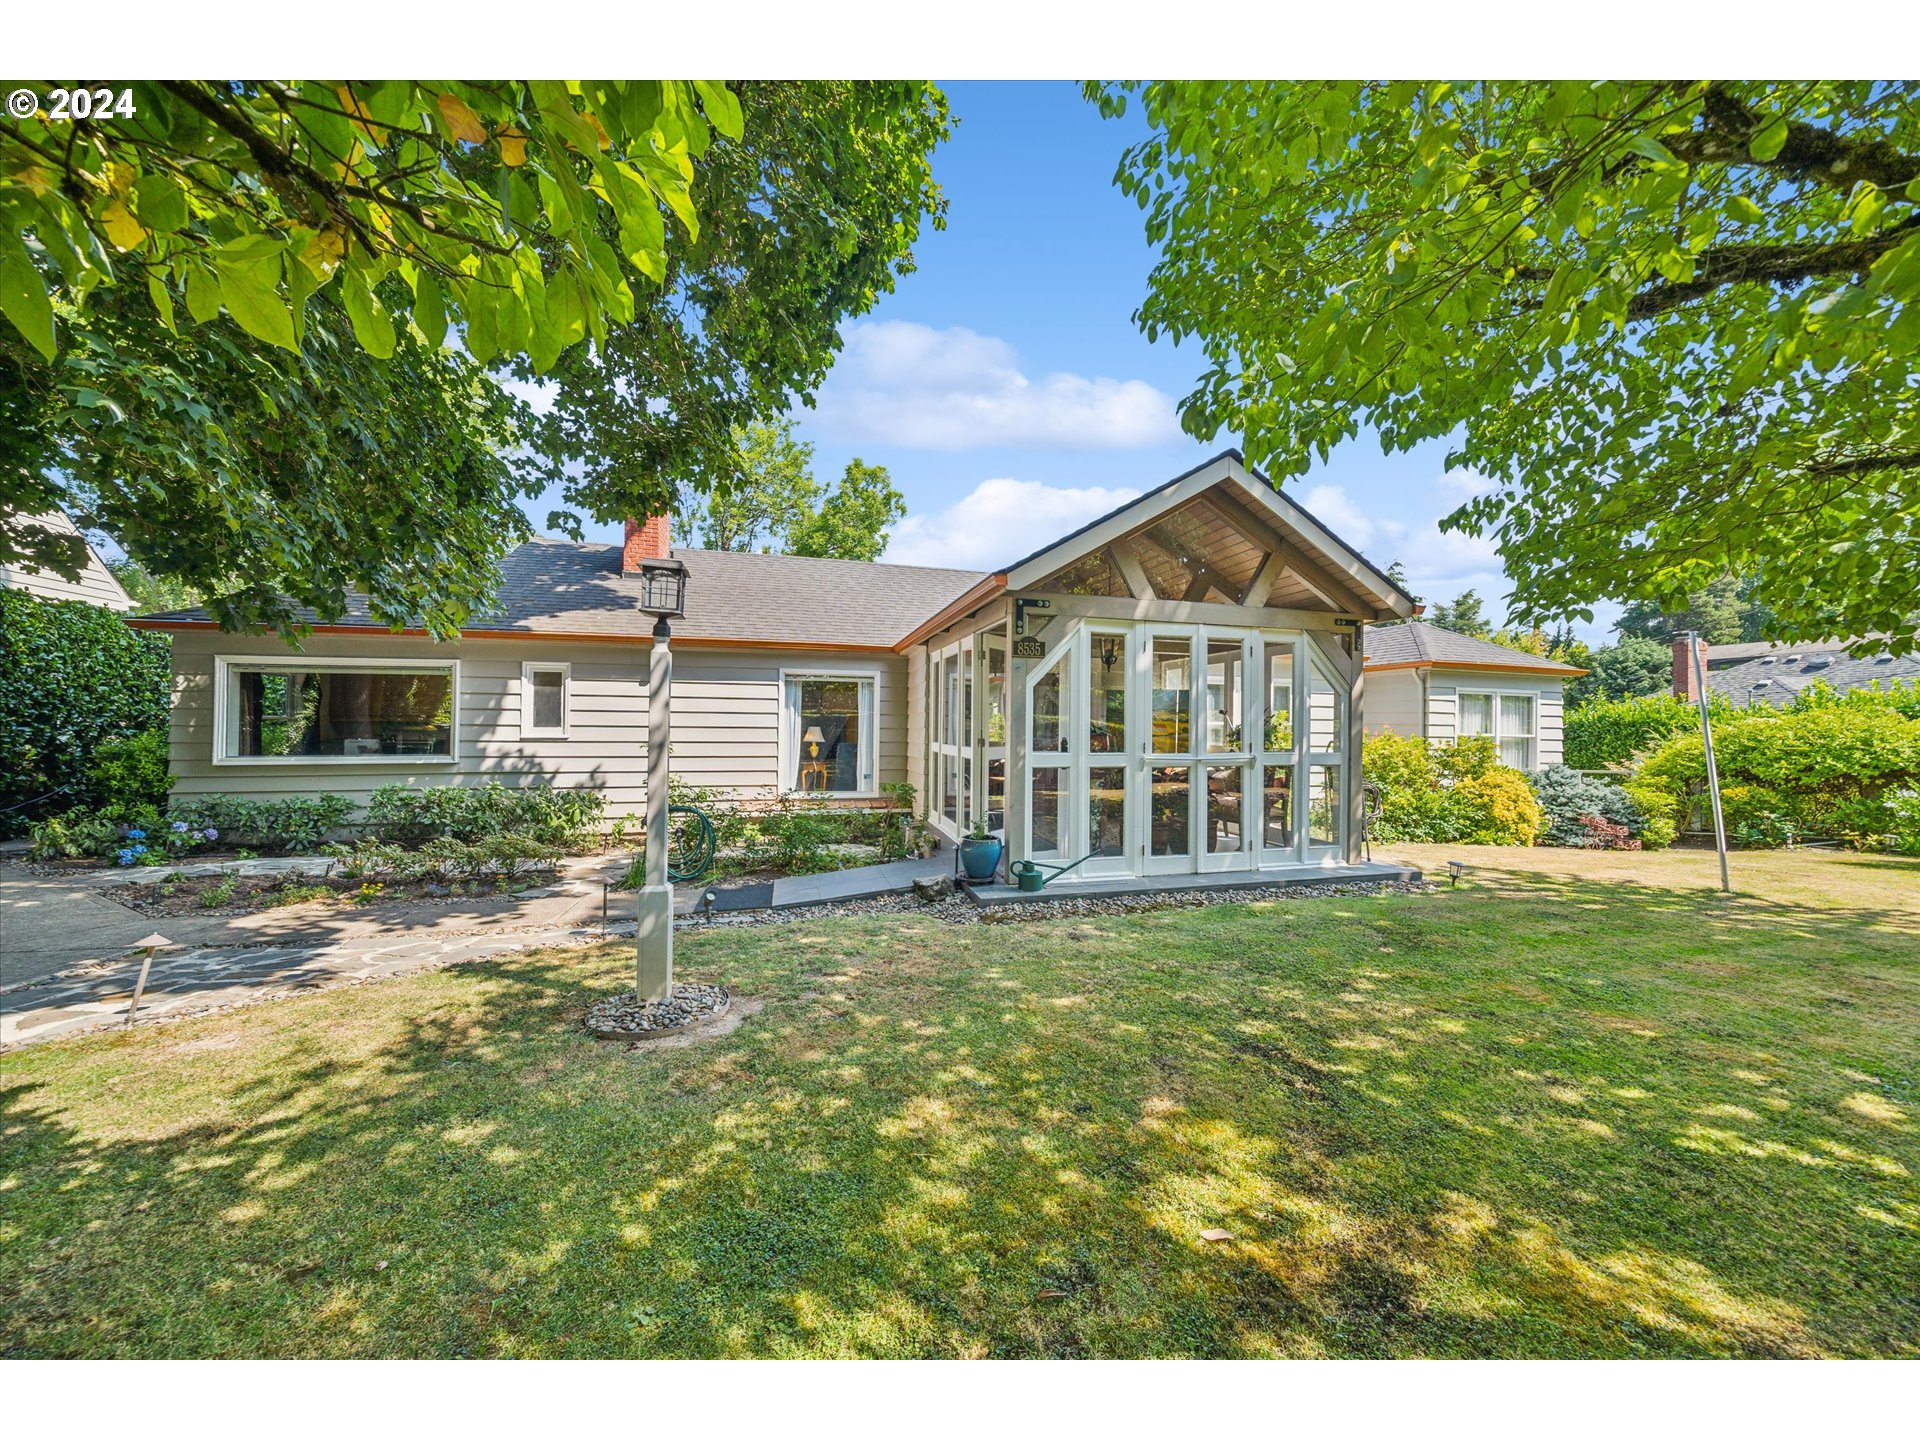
[131,451,1429,882]
[2,510,135,611]
[1360,621,1584,771]
[1671,636,1920,707]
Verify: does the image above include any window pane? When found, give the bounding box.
[231,667,452,757]
[983,637,1007,746]
[1263,642,1294,755]
[1149,765,1190,856]
[1031,651,1066,753]
[987,757,1006,830]
[1308,765,1341,847]
[1458,693,1493,737]
[960,644,974,748]
[1307,652,1343,753]
[1088,634,1127,754]
[530,669,564,730]
[1206,639,1244,752]
[1500,738,1533,771]
[1032,765,1068,858]
[1500,694,1534,736]
[1206,764,1244,852]
[943,752,958,823]
[1150,636,1192,754]
[1262,765,1294,851]
[795,679,864,793]
[1088,764,1126,858]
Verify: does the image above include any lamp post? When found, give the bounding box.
[634,554,688,1003]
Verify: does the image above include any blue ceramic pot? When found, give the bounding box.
[959,834,1003,881]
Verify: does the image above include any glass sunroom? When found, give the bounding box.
[907,453,1415,885]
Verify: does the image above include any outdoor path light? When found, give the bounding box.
[635,556,687,1003]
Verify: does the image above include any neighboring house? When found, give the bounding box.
[0,511,134,612]
[1360,621,1583,771]
[1671,636,1920,707]
[130,451,1421,881]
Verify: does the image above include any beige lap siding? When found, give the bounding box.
[164,631,906,817]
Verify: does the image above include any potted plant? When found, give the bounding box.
[959,819,1003,881]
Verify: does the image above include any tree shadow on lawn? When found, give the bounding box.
[2,872,1915,1358]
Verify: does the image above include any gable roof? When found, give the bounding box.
[132,540,986,651]
[1363,621,1585,676]
[1,510,134,612]
[996,449,1418,616]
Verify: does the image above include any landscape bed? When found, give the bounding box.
[1,847,1914,1359]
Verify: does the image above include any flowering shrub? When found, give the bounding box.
[1362,731,1539,845]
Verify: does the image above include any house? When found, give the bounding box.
[1,510,134,612]
[1360,621,1584,770]
[1671,636,1920,707]
[129,451,1423,882]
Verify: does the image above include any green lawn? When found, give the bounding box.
[3,847,1916,1358]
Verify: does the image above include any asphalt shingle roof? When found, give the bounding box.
[1706,646,1920,704]
[136,539,989,650]
[1362,620,1585,674]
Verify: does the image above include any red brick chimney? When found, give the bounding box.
[1672,635,1709,700]
[622,514,670,572]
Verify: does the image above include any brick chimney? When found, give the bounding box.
[622,514,670,573]
[1672,635,1709,700]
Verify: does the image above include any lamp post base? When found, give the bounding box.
[635,883,674,1002]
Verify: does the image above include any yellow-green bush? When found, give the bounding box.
[1451,769,1544,846]
[1362,730,1537,845]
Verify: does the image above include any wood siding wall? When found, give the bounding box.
[164,631,908,815]
[1359,667,1566,769]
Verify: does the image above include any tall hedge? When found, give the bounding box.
[0,592,171,833]
[1563,692,1728,771]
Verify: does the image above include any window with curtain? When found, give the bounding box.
[786,676,874,793]
[1456,691,1536,770]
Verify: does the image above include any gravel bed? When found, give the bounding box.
[584,983,731,1038]
[677,877,1436,930]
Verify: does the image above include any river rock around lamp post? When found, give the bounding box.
[585,983,730,1040]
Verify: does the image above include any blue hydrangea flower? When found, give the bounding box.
[127,828,146,840]
[204,828,219,841]
[116,849,135,866]
[172,821,188,833]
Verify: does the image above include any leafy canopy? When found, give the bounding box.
[688,418,907,562]
[1095,81,1920,651]
[0,81,742,369]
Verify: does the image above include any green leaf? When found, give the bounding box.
[1726,195,1766,226]
[132,174,188,233]
[145,272,176,331]
[0,229,57,360]
[691,81,743,141]
[339,268,396,359]
[1749,115,1789,162]
[213,248,297,352]
[413,270,448,349]
[183,263,221,325]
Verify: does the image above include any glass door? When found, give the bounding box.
[1083,627,1131,878]
[1255,639,1299,867]
[1140,629,1199,875]
[1197,630,1255,872]
[1303,637,1347,859]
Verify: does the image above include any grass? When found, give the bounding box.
[2,847,1915,1358]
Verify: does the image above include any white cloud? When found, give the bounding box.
[811,320,1181,450]
[883,477,1142,571]
[1299,479,1503,606]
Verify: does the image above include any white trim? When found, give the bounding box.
[778,664,882,798]
[520,660,571,739]
[212,654,460,765]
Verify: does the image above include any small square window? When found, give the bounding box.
[523,664,570,738]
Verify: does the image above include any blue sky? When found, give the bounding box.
[559,80,1620,642]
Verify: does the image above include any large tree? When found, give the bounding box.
[1094,81,1920,652]
[688,419,907,561]
[525,82,947,534]
[1,80,946,629]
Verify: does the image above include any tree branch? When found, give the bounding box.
[1625,214,1920,318]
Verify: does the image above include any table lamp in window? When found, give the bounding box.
[803,726,825,760]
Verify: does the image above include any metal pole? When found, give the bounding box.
[1687,630,1732,894]
[636,617,675,1001]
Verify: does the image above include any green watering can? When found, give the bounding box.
[1008,856,1090,893]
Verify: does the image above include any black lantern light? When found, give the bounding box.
[635,555,688,619]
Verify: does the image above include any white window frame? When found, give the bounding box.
[1455,687,1538,771]
[521,661,572,739]
[779,665,881,798]
[212,654,460,765]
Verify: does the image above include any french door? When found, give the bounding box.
[1138,627,1257,874]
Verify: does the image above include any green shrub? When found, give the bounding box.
[26,808,120,860]
[1433,734,1499,782]
[1621,780,1678,849]
[169,794,356,852]
[85,730,171,815]
[1451,769,1544,845]
[1885,787,1920,856]
[1563,692,1725,771]
[1633,702,1920,847]
[0,591,171,834]
[1532,765,1646,847]
[362,782,603,848]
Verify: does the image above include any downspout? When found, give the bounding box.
[1419,666,1432,740]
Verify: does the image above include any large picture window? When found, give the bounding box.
[785,673,875,794]
[218,659,456,762]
